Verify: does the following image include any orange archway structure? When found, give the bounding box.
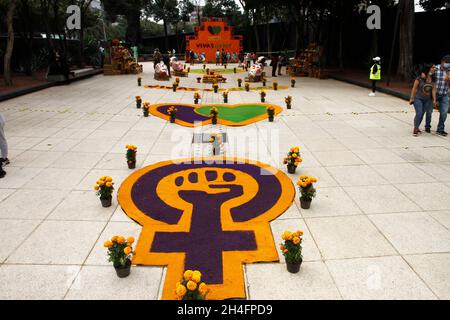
[186,18,243,63]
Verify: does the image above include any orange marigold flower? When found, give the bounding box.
[127,236,135,244]
[184,270,193,281]
[104,240,113,248]
[186,280,197,291]
[124,246,132,255]
[111,236,118,242]
[116,236,125,244]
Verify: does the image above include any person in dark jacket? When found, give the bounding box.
[163,53,171,77]
[270,54,280,77]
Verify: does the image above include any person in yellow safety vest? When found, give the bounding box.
[369,57,381,97]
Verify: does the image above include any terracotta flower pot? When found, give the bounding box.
[128,161,136,169]
[268,115,274,122]
[143,110,149,117]
[300,197,312,209]
[170,116,176,123]
[100,195,112,208]
[286,259,302,274]
[136,102,141,109]
[212,117,218,125]
[261,98,266,103]
[114,260,131,278]
[224,98,228,103]
[287,164,297,174]
[194,99,199,105]
[287,104,291,109]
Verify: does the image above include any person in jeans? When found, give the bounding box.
[270,53,280,77]
[0,112,9,178]
[434,55,450,136]
[409,64,437,136]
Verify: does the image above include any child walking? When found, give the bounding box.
[369,57,381,97]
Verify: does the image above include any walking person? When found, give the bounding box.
[369,56,381,97]
[270,53,280,77]
[215,50,220,66]
[409,64,437,136]
[434,55,450,136]
[0,112,9,178]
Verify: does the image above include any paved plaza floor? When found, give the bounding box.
[1,62,450,300]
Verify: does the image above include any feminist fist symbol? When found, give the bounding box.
[118,159,295,300]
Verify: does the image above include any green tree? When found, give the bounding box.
[145,0,180,51]
[419,0,450,10]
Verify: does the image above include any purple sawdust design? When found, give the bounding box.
[156,105,209,123]
[130,161,283,284]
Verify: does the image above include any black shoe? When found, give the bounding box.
[0,158,10,165]
[425,128,431,133]
[0,169,5,179]
[436,131,448,136]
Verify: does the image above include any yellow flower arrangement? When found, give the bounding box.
[105,235,135,268]
[283,147,303,169]
[167,106,177,122]
[94,176,114,200]
[297,176,317,203]
[126,145,138,164]
[176,269,209,300]
[280,230,303,264]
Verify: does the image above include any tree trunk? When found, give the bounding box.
[253,10,261,53]
[163,18,169,52]
[338,19,344,70]
[397,0,414,79]
[4,0,17,86]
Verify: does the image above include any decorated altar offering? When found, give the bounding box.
[154,61,170,81]
[126,145,137,169]
[94,176,115,208]
[297,176,317,209]
[104,236,135,278]
[175,270,209,300]
[283,147,303,174]
[280,230,304,273]
[203,72,226,84]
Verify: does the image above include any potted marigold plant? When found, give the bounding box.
[222,90,229,103]
[210,107,219,125]
[142,102,150,117]
[172,82,178,92]
[283,147,302,174]
[245,82,250,92]
[233,67,237,73]
[280,230,304,273]
[212,83,219,93]
[203,64,206,70]
[135,96,142,109]
[94,176,114,207]
[262,78,267,86]
[273,81,278,91]
[126,145,137,169]
[194,92,201,104]
[291,78,296,88]
[267,106,275,122]
[260,90,267,103]
[175,270,209,300]
[238,78,243,87]
[168,106,177,123]
[285,96,292,109]
[137,77,142,86]
[175,77,180,85]
[104,236,135,278]
[197,77,202,83]
[297,176,317,209]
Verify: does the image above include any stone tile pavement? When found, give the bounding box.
[0,62,450,300]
